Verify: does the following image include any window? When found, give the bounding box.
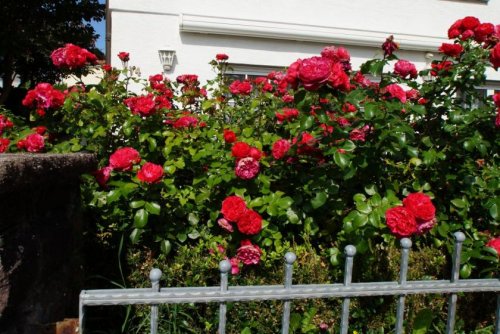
[226,63,285,81]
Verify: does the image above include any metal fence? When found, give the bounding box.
[79,232,500,334]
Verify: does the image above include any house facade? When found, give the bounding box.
[107,0,500,92]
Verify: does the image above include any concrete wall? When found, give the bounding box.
[108,0,500,85]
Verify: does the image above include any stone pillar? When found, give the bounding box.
[0,153,96,334]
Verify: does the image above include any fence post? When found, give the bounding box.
[340,245,356,334]
[445,231,465,334]
[395,238,412,334]
[150,268,162,334]
[79,295,84,334]
[219,259,231,334]
[281,252,297,334]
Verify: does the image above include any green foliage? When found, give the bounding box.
[3,25,499,332]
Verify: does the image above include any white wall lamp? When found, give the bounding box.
[158,49,176,72]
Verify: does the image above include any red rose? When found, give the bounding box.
[173,116,198,129]
[137,162,164,184]
[276,108,299,123]
[490,44,500,69]
[298,56,331,91]
[474,23,494,42]
[236,209,263,235]
[462,16,480,30]
[349,126,370,142]
[431,61,453,76]
[448,19,463,39]
[216,53,229,61]
[342,103,357,113]
[439,43,463,58]
[93,166,113,188]
[109,147,141,171]
[51,44,97,69]
[486,237,500,256]
[229,80,253,95]
[124,95,157,116]
[285,59,302,88]
[221,195,247,222]
[496,110,500,128]
[416,218,437,235]
[272,139,291,159]
[328,62,350,91]
[385,206,418,238]
[25,133,45,153]
[22,83,65,110]
[102,64,112,72]
[235,157,260,180]
[236,240,262,265]
[321,46,350,63]
[176,74,199,85]
[230,257,240,275]
[405,89,420,101]
[385,84,407,103]
[249,147,263,161]
[0,138,10,153]
[231,142,251,159]
[394,60,418,79]
[223,129,237,143]
[493,93,500,107]
[117,52,130,62]
[0,115,13,135]
[402,192,436,222]
[382,35,399,57]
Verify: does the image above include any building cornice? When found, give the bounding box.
[180,14,446,51]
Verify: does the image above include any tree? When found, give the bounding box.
[0,0,105,105]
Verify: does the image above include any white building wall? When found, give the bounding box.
[109,0,500,85]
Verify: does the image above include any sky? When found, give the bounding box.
[92,0,106,53]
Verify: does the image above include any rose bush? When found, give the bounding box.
[2,16,498,285]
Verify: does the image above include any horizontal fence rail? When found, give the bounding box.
[79,232,500,334]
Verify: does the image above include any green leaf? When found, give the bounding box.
[129,200,145,209]
[412,309,433,334]
[130,228,143,244]
[334,151,349,168]
[147,137,157,151]
[364,184,377,196]
[286,208,300,224]
[310,192,327,209]
[364,102,377,119]
[188,230,200,239]
[489,203,498,219]
[451,198,466,209]
[241,328,252,334]
[300,116,315,130]
[242,127,253,137]
[145,202,161,215]
[134,209,149,228]
[160,239,172,254]
[460,264,472,278]
[188,212,199,225]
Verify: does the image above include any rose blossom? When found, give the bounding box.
[328,62,351,91]
[173,116,198,129]
[493,93,500,107]
[496,109,500,128]
[137,162,164,184]
[402,192,436,222]
[229,80,253,95]
[117,52,130,62]
[230,257,240,275]
[0,115,13,135]
[382,35,399,57]
[217,218,234,233]
[231,142,251,159]
[474,23,495,42]
[394,60,418,79]
[124,95,156,116]
[109,147,141,171]
[93,166,113,188]
[276,108,299,123]
[490,43,500,69]
[24,133,45,153]
[431,61,453,76]
[416,218,437,235]
[22,83,65,111]
[486,237,500,255]
[349,126,369,142]
[236,240,262,265]
[236,209,263,235]
[51,43,97,69]
[249,147,263,161]
[0,138,10,153]
[223,129,237,143]
[385,84,407,103]
[298,56,331,91]
[235,157,260,180]
[272,139,291,159]
[221,196,247,222]
[385,206,418,238]
[216,53,229,61]
[439,43,463,58]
